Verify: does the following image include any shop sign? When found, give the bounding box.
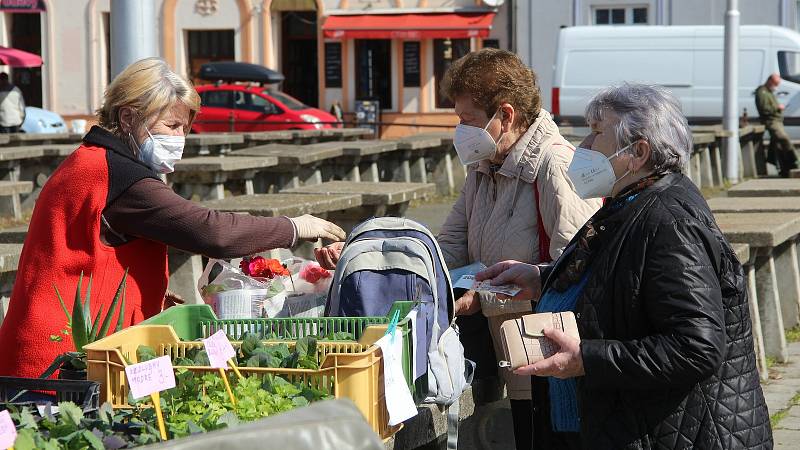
[0,0,45,12]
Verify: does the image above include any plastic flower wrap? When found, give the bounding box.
[299,262,332,284]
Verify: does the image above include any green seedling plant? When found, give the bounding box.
[41,269,129,378]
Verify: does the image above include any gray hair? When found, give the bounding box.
[584,83,692,173]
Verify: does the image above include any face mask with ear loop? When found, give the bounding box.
[128,128,185,174]
[453,109,507,165]
[566,141,638,199]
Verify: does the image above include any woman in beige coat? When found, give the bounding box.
[439,49,600,449]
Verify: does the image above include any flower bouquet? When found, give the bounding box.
[279,259,333,318]
[197,256,290,319]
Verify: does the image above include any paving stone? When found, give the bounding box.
[773,428,799,447]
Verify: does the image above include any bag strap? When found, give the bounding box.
[533,181,552,264]
[446,396,460,450]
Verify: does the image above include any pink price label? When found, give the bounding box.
[202,330,237,369]
[0,409,17,448]
[125,355,176,399]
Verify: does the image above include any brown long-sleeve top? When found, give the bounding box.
[85,126,295,258]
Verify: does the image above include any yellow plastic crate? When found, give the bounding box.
[84,325,401,439]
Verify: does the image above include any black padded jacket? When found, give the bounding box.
[539,172,772,449]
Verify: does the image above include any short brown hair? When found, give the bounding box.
[441,48,541,130]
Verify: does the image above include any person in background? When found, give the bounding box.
[478,83,772,449]
[316,49,601,450]
[755,73,799,177]
[0,58,345,381]
[0,72,25,133]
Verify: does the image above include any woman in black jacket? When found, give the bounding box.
[478,84,772,449]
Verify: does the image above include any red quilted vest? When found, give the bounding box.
[0,143,168,379]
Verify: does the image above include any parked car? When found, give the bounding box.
[21,106,67,133]
[554,25,800,135]
[192,61,340,133]
[193,84,340,133]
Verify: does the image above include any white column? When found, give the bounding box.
[722,0,740,183]
[110,0,157,79]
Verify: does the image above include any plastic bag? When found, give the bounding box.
[197,259,283,319]
[277,258,334,318]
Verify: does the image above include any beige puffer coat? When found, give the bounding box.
[438,110,601,400]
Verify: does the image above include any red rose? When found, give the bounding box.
[300,263,332,284]
[241,256,289,279]
[248,257,270,278]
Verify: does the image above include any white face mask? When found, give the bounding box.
[137,129,185,174]
[453,110,505,166]
[566,142,635,199]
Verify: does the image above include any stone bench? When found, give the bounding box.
[170,155,278,201]
[239,130,294,147]
[160,192,366,303]
[685,132,719,189]
[0,181,32,219]
[714,212,800,363]
[385,386,478,450]
[337,140,400,182]
[385,134,463,196]
[184,133,244,156]
[708,196,800,213]
[0,243,24,327]
[727,178,800,197]
[231,142,346,191]
[0,143,76,208]
[691,125,766,180]
[282,180,437,230]
[731,242,768,381]
[288,127,373,144]
[6,132,78,146]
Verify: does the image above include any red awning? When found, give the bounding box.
[322,12,495,40]
[0,46,42,68]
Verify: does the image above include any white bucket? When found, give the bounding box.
[71,119,87,134]
[205,288,271,319]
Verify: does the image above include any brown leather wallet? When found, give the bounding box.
[498,312,580,370]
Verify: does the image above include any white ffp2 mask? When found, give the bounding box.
[138,129,185,174]
[453,110,504,166]
[566,143,634,199]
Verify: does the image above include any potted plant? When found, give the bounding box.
[41,269,129,380]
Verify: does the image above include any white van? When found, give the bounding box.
[553,25,800,130]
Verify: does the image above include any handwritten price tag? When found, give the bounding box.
[125,356,176,399]
[0,409,17,448]
[203,330,237,369]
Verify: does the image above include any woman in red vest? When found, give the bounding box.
[0,58,345,380]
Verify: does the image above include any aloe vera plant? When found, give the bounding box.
[40,269,129,378]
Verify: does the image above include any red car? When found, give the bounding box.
[193,84,340,133]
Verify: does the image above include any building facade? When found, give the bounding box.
[0,0,512,136]
[517,0,800,114]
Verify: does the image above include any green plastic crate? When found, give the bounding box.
[141,302,423,397]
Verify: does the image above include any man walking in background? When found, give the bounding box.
[0,73,24,133]
[755,73,799,177]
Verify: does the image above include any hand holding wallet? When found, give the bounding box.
[498,312,580,370]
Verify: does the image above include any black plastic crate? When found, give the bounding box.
[0,376,100,413]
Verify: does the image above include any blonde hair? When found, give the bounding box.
[97,57,200,135]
